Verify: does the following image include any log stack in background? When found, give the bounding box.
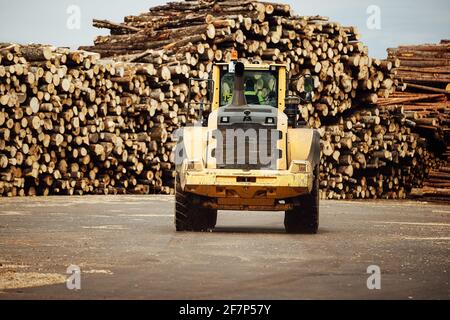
[0,43,177,196]
[383,40,450,200]
[1,0,447,200]
[81,0,397,126]
[81,0,415,200]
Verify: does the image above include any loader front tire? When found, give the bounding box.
[175,177,216,232]
[284,166,319,234]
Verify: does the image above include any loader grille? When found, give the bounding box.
[215,124,280,170]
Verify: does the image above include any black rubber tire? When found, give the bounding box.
[174,177,217,232]
[284,166,319,234]
[205,208,218,229]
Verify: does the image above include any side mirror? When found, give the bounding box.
[303,76,314,103]
[284,96,301,128]
[288,74,314,103]
[208,77,214,103]
[304,76,314,93]
[199,100,209,127]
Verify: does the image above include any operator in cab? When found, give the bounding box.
[244,79,264,105]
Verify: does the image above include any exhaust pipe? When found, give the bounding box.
[231,62,247,107]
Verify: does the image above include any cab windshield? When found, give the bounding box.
[220,70,278,107]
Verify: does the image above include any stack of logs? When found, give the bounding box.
[81,0,395,126]
[388,40,450,93]
[383,40,450,200]
[82,0,423,199]
[317,104,436,199]
[0,43,180,196]
[1,0,446,200]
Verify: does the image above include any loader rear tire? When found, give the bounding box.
[284,166,319,234]
[205,209,218,229]
[175,177,216,232]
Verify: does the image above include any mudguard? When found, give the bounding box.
[287,128,320,169]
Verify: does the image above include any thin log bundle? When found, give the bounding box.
[388,40,450,90]
[385,40,450,200]
[411,165,450,200]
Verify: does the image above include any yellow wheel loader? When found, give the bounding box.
[174,57,320,234]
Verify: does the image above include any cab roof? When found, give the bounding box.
[214,61,287,71]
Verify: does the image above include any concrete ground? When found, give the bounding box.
[0,195,449,299]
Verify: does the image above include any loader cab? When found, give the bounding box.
[209,61,313,128]
[211,61,286,113]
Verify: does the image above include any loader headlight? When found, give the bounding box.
[220,116,230,123]
[265,117,275,124]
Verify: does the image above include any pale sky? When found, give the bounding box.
[0,0,449,58]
